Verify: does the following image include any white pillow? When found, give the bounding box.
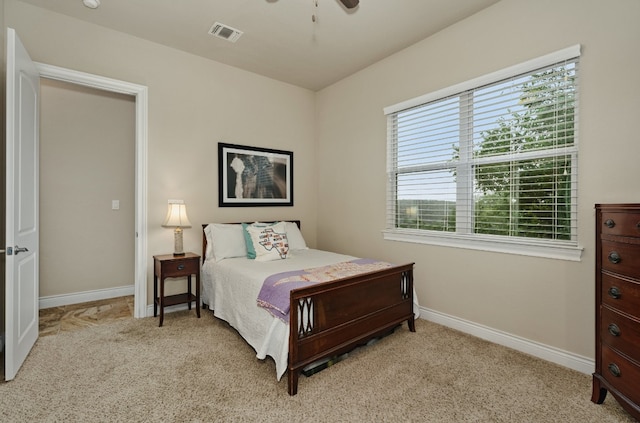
[207,224,247,262]
[204,224,214,260]
[285,221,308,251]
[246,221,289,262]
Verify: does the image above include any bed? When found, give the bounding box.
[201,220,416,395]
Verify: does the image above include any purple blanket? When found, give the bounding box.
[257,258,392,322]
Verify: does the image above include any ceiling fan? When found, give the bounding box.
[312,0,359,22]
[339,0,359,8]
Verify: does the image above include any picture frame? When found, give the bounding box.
[218,142,293,207]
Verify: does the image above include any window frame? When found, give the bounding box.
[383,45,583,262]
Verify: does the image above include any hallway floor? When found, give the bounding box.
[39,296,134,337]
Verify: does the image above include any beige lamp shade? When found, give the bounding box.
[162,200,192,255]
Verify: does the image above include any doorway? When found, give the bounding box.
[35,63,148,319]
[39,78,135,306]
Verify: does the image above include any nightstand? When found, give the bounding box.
[153,252,201,327]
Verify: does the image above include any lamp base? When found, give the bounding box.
[173,228,185,256]
[173,252,186,256]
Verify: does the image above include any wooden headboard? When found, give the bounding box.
[201,220,301,263]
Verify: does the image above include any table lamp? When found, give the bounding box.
[162,199,192,256]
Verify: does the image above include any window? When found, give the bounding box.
[384,46,582,261]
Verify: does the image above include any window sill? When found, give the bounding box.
[382,229,583,262]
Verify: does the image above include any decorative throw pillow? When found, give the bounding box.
[242,222,274,259]
[246,222,289,262]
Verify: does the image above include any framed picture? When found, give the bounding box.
[218,142,293,207]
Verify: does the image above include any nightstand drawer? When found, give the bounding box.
[161,259,199,277]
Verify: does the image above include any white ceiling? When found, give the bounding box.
[17,0,501,91]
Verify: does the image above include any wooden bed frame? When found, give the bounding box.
[202,221,415,395]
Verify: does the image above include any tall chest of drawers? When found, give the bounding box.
[592,203,640,420]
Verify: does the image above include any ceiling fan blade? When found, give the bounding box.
[340,0,359,9]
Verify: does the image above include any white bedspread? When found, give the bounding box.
[201,249,420,380]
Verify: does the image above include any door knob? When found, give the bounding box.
[14,246,29,255]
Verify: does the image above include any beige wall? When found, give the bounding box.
[4,0,318,305]
[315,0,640,360]
[39,79,135,297]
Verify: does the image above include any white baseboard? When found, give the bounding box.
[419,306,594,375]
[39,285,135,309]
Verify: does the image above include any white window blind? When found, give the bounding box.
[385,46,582,260]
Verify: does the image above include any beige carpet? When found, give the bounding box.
[0,310,634,422]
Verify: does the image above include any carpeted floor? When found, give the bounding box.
[0,310,635,422]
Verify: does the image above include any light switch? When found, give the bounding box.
[112,200,120,210]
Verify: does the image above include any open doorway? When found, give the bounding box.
[39,79,135,311]
[36,63,148,320]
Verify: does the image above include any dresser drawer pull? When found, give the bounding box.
[608,286,621,299]
[607,251,621,264]
[604,219,616,228]
[607,323,621,337]
[177,264,185,271]
[608,363,621,378]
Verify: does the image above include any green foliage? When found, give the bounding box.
[473,67,575,240]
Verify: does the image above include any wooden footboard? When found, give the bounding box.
[287,263,415,395]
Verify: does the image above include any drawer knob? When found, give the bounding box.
[608,286,622,299]
[608,363,621,378]
[607,251,621,264]
[177,264,185,270]
[604,219,615,228]
[608,323,621,337]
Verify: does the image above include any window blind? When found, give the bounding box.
[386,46,580,247]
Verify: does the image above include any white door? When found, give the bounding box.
[5,28,40,381]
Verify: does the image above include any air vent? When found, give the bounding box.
[208,22,243,43]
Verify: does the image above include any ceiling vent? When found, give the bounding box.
[208,22,243,43]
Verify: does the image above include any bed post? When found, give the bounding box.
[287,368,299,396]
[404,269,416,332]
[288,293,300,395]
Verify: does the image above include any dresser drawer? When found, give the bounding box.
[160,258,199,277]
[601,345,640,406]
[601,239,640,276]
[601,306,640,362]
[602,273,640,317]
[601,211,640,238]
